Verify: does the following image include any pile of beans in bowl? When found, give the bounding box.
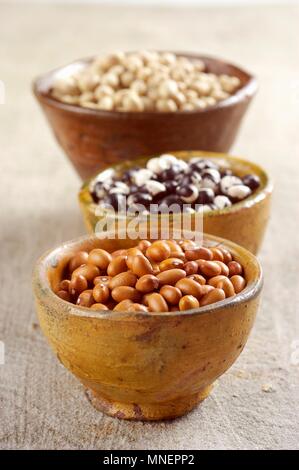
[54,239,246,313]
[90,154,260,213]
[51,50,241,112]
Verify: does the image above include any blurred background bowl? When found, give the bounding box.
[33,231,263,421]
[79,150,272,254]
[33,53,257,180]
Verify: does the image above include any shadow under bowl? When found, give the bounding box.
[33,231,262,421]
[33,53,257,180]
[79,150,272,254]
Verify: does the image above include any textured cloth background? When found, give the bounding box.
[0,2,299,450]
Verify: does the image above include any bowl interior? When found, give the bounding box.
[33,52,257,116]
[79,150,271,219]
[35,231,262,319]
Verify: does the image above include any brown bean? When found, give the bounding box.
[214,261,229,277]
[183,261,198,275]
[175,278,203,299]
[138,240,151,253]
[68,251,89,273]
[179,295,199,311]
[147,293,169,312]
[113,299,133,311]
[127,247,144,257]
[157,268,186,286]
[58,279,71,291]
[94,275,111,286]
[168,251,186,260]
[69,274,88,295]
[111,249,128,258]
[219,248,232,264]
[146,240,171,262]
[200,285,214,296]
[228,261,243,276]
[76,289,94,307]
[111,286,141,303]
[93,283,110,303]
[210,247,224,262]
[165,240,183,255]
[200,288,225,306]
[198,260,222,278]
[187,274,206,285]
[208,275,228,287]
[180,239,198,251]
[160,285,182,305]
[131,255,154,277]
[72,264,100,282]
[135,274,159,293]
[159,257,184,271]
[230,275,246,293]
[108,271,137,290]
[90,303,109,311]
[185,247,212,261]
[216,278,235,297]
[107,255,128,276]
[127,303,149,313]
[57,290,71,302]
[88,248,112,270]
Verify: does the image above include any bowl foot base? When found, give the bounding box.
[85,385,213,421]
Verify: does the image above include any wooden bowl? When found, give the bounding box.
[33,231,263,421]
[33,53,257,180]
[79,150,272,254]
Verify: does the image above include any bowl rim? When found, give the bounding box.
[33,231,263,320]
[79,150,273,219]
[32,52,258,118]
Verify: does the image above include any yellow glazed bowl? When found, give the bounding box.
[33,231,263,421]
[78,150,272,254]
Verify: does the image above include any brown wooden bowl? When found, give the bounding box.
[33,231,263,421]
[33,53,258,180]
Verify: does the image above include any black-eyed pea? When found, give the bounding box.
[113,299,133,311]
[135,274,159,293]
[146,240,171,262]
[76,289,94,307]
[160,285,182,305]
[138,240,151,253]
[228,261,243,276]
[198,260,222,278]
[147,293,169,312]
[88,248,112,270]
[179,295,199,311]
[187,274,206,285]
[175,278,203,299]
[93,283,110,303]
[94,275,111,286]
[57,290,71,302]
[200,288,225,307]
[108,271,137,290]
[90,303,109,311]
[183,261,198,276]
[210,247,224,262]
[230,275,246,293]
[157,268,186,286]
[159,257,184,271]
[111,286,141,303]
[185,247,213,261]
[213,261,229,277]
[68,251,89,273]
[72,264,100,282]
[107,255,128,276]
[216,278,235,297]
[69,274,88,295]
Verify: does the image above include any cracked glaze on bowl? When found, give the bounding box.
[33,231,263,421]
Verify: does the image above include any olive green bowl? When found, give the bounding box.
[78,150,272,254]
[33,230,263,421]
